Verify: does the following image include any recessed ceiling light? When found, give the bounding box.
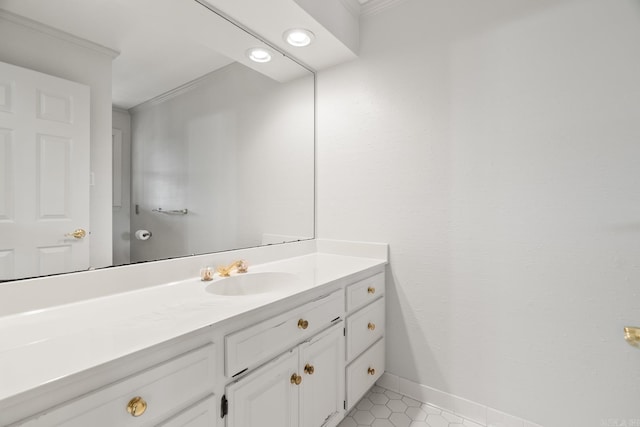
[246,47,272,63]
[283,29,315,47]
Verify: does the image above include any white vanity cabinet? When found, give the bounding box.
[344,272,386,409]
[16,344,216,427]
[1,249,388,427]
[225,323,344,427]
[223,289,346,427]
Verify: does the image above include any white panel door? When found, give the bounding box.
[299,322,345,427]
[226,348,299,427]
[0,60,90,280]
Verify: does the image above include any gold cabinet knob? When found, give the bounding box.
[65,228,87,239]
[367,286,375,294]
[298,319,309,330]
[290,373,302,385]
[368,322,376,331]
[126,396,147,417]
[304,363,315,375]
[368,367,376,376]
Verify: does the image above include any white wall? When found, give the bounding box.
[112,108,131,266]
[130,63,314,263]
[317,0,640,425]
[0,14,114,269]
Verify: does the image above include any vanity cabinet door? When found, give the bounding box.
[225,349,300,427]
[299,323,345,427]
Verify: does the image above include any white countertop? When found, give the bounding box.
[0,250,386,403]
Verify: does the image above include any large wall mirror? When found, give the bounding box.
[0,0,315,281]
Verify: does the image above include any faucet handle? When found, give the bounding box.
[236,260,248,273]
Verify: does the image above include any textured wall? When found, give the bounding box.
[317,0,640,424]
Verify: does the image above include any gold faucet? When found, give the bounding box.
[216,260,248,277]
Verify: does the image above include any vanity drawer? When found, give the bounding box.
[346,297,385,361]
[21,343,215,427]
[346,273,385,313]
[346,338,385,410]
[225,289,343,377]
[156,394,216,427]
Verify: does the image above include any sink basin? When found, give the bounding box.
[204,272,301,296]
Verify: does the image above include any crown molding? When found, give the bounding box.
[128,65,231,114]
[360,0,408,16]
[0,9,119,58]
[112,106,130,115]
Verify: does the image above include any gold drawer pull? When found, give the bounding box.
[367,367,376,376]
[367,286,375,294]
[304,363,315,375]
[368,322,376,331]
[298,319,309,330]
[126,396,147,417]
[290,373,302,385]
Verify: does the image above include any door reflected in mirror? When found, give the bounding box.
[0,0,315,281]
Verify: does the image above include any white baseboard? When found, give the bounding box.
[376,372,544,427]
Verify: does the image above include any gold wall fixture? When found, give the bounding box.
[624,326,640,347]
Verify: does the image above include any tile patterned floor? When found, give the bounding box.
[338,386,483,427]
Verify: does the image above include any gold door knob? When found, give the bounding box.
[304,363,315,375]
[368,322,376,331]
[298,319,309,330]
[368,367,376,376]
[126,396,147,417]
[65,228,87,239]
[367,286,375,294]
[290,373,302,385]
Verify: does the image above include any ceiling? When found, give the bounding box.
[0,0,320,108]
[0,0,406,109]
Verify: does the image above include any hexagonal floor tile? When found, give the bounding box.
[357,397,374,411]
[405,406,427,421]
[337,417,358,427]
[369,392,390,405]
[371,404,392,419]
[389,412,411,427]
[353,410,375,425]
[421,403,441,415]
[401,396,422,407]
[425,414,449,427]
[338,385,481,427]
[386,398,408,413]
[384,390,403,400]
